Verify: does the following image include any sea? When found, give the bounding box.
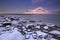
[0,14,60,26]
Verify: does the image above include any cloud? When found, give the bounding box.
[0,7,49,14]
[32,0,54,6]
[32,0,45,4]
[46,1,52,6]
[0,10,22,14]
[24,7,49,14]
[56,10,60,14]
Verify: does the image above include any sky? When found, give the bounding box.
[0,0,60,14]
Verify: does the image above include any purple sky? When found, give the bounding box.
[0,0,60,14]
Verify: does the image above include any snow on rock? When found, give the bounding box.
[0,27,6,34]
[11,20,18,25]
[28,35,37,40]
[49,30,60,35]
[44,26,48,29]
[46,23,55,27]
[36,26,40,29]
[25,34,37,40]
[50,38,57,40]
[0,28,24,40]
[36,31,47,37]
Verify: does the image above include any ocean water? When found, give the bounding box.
[1,14,60,26]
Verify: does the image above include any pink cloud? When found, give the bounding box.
[24,7,49,14]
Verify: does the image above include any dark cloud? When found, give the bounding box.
[56,11,60,13]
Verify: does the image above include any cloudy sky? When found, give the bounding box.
[0,0,60,14]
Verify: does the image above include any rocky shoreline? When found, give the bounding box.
[0,15,60,40]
